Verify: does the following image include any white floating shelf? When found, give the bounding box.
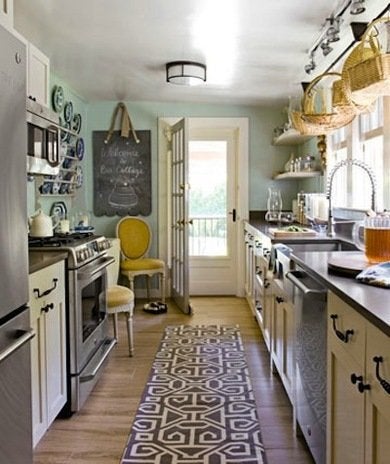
[273,171,322,180]
[272,129,313,146]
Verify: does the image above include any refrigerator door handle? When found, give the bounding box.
[0,329,35,364]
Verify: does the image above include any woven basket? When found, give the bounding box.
[346,17,390,98]
[302,72,356,131]
[332,77,358,115]
[290,110,326,135]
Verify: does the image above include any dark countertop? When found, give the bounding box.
[246,219,390,336]
[291,251,390,336]
[29,250,68,274]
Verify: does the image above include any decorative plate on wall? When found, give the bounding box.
[64,101,73,123]
[72,113,82,134]
[76,137,85,160]
[52,86,64,113]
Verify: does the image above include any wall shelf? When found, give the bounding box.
[272,129,313,146]
[273,171,322,180]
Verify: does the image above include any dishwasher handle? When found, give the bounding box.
[286,270,327,300]
[0,329,35,364]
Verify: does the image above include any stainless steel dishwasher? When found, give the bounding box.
[287,267,327,464]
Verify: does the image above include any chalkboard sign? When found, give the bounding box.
[93,130,151,216]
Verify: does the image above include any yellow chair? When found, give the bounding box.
[106,238,135,356]
[116,217,166,303]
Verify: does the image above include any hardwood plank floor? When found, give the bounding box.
[33,297,314,464]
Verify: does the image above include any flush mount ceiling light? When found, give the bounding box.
[350,0,366,15]
[166,61,207,86]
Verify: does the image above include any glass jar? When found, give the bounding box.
[265,187,283,222]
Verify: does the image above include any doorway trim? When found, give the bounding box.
[158,117,249,298]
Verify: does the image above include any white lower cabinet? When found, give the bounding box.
[271,279,295,403]
[29,260,67,447]
[327,292,390,464]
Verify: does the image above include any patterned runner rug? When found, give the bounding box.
[120,325,267,464]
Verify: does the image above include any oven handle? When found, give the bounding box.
[286,270,327,298]
[77,256,115,280]
[80,338,117,383]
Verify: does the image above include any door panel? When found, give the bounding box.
[170,119,191,314]
[189,128,238,295]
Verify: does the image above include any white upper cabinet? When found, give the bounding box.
[0,0,13,30]
[27,42,50,107]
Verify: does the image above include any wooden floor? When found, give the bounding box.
[33,297,314,464]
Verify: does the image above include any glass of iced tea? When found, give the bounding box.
[353,214,390,263]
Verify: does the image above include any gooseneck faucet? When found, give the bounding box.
[326,159,377,237]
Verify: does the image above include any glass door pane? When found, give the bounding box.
[189,140,227,256]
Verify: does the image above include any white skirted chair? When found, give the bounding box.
[106,238,135,356]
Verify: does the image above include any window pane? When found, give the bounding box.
[188,141,227,256]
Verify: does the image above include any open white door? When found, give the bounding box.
[170,118,191,314]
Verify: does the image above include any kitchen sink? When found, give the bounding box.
[287,239,358,253]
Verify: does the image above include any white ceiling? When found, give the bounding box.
[13,0,388,107]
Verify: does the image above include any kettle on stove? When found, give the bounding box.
[28,209,60,237]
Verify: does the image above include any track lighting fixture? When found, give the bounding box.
[350,0,366,15]
[320,40,333,56]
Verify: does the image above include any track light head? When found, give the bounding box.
[350,0,366,15]
[326,16,341,42]
[321,40,333,56]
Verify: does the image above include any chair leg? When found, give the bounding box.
[146,275,151,301]
[126,310,134,357]
[160,273,166,303]
[112,313,119,339]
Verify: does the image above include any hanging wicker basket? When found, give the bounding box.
[346,17,390,99]
[290,110,327,135]
[302,72,356,131]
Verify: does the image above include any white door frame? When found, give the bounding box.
[158,117,248,298]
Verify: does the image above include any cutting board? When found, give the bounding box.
[328,252,370,277]
[268,227,317,238]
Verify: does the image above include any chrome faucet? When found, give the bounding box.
[326,159,377,237]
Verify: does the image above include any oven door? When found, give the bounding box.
[69,256,115,373]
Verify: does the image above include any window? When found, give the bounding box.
[328,96,389,213]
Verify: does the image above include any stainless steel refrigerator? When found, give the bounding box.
[0,24,34,464]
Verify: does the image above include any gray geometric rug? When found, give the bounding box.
[120,325,267,463]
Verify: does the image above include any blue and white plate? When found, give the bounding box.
[52,86,64,113]
[76,137,85,160]
[72,113,82,134]
[64,101,73,123]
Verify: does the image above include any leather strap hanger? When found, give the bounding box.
[104,102,140,144]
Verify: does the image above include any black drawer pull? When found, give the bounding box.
[357,381,371,393]
[373,356,390,395]
[41,303,54,314]
[330,314,354,343]
[33,278,58,299]
[276,296,284,303]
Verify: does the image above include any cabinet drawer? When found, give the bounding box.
[327,292,366,366]
[29,261,64,311]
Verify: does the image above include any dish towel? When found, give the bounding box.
[356,261,390,288]
[104,102,140,144]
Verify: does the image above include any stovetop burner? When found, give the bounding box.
[28,232,94,247]
[28,232,111,268]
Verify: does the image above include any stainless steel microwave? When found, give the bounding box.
[26,98,60,176]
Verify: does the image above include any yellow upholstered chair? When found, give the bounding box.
[116,217,166,303]
[106,238,135,356]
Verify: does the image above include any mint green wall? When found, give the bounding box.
[30,72,320,238]
[86,101,301,237]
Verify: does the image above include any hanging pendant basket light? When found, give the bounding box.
[166,61,206,86]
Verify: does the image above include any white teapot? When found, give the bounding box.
[29,209,59,237]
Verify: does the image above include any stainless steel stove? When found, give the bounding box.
[29,232,116,414]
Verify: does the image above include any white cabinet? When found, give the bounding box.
[29,260,67,447]
[327,292,390,464]
[244,223,273,351]
[271,279,295,403]
[0,0,13,30]
[27,42,50,107]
